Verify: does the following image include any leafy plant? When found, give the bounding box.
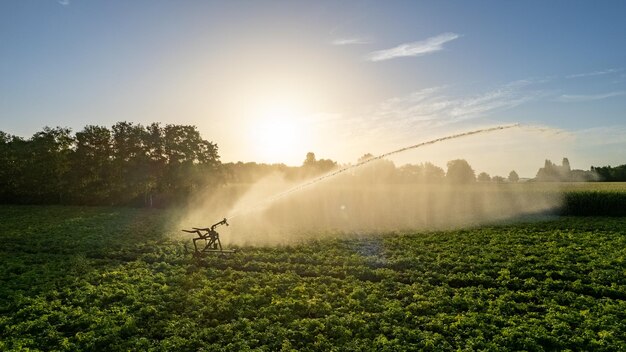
[1,205,625,351]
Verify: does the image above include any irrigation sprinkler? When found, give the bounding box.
[182,124,521,257]
[226,124,520,220]
[182,218,237,256]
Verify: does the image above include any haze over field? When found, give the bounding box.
[182,174,563,246]
[177,124,564,245]
[1,1,625,178]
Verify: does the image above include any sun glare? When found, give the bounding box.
[249,103,308,164]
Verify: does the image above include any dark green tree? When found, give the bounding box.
[70,125,114,204]
[0,132,19,201]
[591,164,626,181]
[0,122,223,206]
[111,122,150,204]
[161,124,221,203]
[27,127,74,203]
[0,128,73,203]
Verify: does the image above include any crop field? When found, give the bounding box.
[1,193,625,351]
[546,182,626,216]
[5,1,626,350]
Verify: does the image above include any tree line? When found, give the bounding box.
[2,123,624,207]
[225,152,520,185]
[534,157,626,182]
[0,123,222,206]
[591,164,626,182]
[228,154,624,185]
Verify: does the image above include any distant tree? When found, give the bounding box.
[446,159,476,184]
[110,122,149,204]
[353,153,395,183]
[316,158,337,173]
[0,131,9,144]
[302,152,337,177]
[571,169,600,182]
[143,123,167,206]
[0,123,223,207]
[31,127,74,203]
[223,161,297,183]
[492,175,505,183]
[397,164,421,183]
[535,158,571,181]
[422,162,445,183]
[357,153,375,163]
[161,124,221,203]
[303,152,317,167]
[536,160,558,181]
[0,132,19,202]
[477,172,491,182]
[591,164,626,182]
[70,125,114,204]
[397,162,445,183]
[508,170,519,182]
[562,158,571,173]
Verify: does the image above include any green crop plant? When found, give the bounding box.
[1,205,625,351]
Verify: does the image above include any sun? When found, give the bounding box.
[249,103,308,164]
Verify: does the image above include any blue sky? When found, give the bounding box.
[1,0,625,175]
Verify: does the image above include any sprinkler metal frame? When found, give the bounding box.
[182,218,236,256]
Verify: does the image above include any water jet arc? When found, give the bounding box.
[227,123,520,220]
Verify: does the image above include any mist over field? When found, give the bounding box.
[178,125,568,245]
[181,168,562,246]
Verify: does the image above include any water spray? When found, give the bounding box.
[227,123,520,220]
[183,123,520,254]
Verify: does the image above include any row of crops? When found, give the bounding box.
[1,198,625,351]
[561,190,626,216]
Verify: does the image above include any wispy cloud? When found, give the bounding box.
[558,91,626,102]
[58,0,70,6]
[372,80,541,128]
[566,68,622,79]
[331,38,371,46]
[366,32,460,62]
[324,79,546,145]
